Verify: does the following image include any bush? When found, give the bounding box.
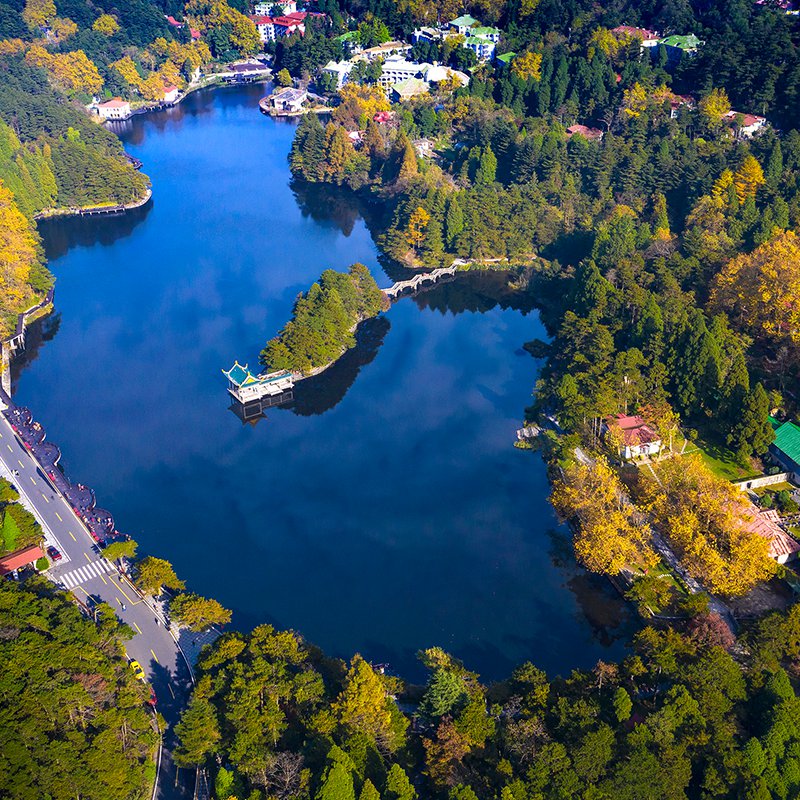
[35,556,49,571]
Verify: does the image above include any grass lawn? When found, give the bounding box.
[680,435,759,482]
[1,511,20,554]
[752,482,796,497]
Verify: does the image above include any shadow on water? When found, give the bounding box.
[546,528,637,654]
[9,313,62,394]
[37,199,154,261]
[285,315,391,416]
[413,270,540,315]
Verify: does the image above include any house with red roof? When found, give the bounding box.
[724,110,767,138]
[163,85,179,104]
[250,14,275,42]
[565,124,604,142]
[94,98,131,120]
[604,413,662,460]
[742,505,800,564]
[612,25,660,47]
[0,545,45,576]
[273,14,305,36]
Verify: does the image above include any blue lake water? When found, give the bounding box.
[18,82,635,681]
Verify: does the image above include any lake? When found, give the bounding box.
[18,82,635,681]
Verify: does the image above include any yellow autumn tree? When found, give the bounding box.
[733,155,765,203]
[26,46,103,94]
[111,55,143,90]
[207,2,259,55]
[588,27,620,60]
[647,456,774,596]
[405,206,430,255]
[0,180,47,338]
[22,0,54,29]
[621,82,648,117]
[710,229,800,345]
[551,457,657,575]
[0,39,26,55]
[511,51,542,81]
[92,13,120,35]
[698,88,730,126]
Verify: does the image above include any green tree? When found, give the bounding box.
[276,67,293,87]
[170,593,232,631]
[612,687,632,723]
[317,762,355,800]
[174,692,221,767]
[102,539,138,562]
[384,764,416,800]
[134,556,185,596]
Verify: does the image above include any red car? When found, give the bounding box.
[47,546,62,562]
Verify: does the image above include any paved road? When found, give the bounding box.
[0,413,195,800]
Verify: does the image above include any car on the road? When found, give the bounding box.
[46,545,62,562]
[129,660,145,681]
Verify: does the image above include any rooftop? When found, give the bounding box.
[660,33,702,49]
[772,420,800,465]
[742,505,800,561]
[450,14,478,27]
[606,413,660,446]
[612,25,659,39]
[0,545,45,576]
[98,98,130,108]
[391,77,429,98]
[496,51,516,64]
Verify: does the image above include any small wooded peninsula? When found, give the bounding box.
[260,263,387,375]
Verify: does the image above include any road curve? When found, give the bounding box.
[0,412,194,800]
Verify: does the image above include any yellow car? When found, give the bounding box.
[130,660,145,681]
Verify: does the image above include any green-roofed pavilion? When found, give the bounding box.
[771,420,800,471]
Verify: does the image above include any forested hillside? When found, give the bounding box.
[0,577,159,800]
[174,609,800,800]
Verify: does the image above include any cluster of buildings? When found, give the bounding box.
[610,25,704,61]
[91,84,180,121]
[249,1,326,42]
[322,52,469,100]
[412,14,503,61]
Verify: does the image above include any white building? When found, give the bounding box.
[95,98,131,120]
[357,41,412,63]
[378,56,431,88]
[250,14,275,42]
[724,110,768,138]
[254,0,296,14]
[163,85,180,104]
[322,60,354,88]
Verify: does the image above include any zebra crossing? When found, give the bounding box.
[58,558,116,589]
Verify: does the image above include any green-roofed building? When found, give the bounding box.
[496,51,516,65]
[770,419,800,472]
[660,33,703,61]
[449,14,479,33]
[222,361,295,407]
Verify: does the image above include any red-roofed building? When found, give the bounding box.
[273,14,305,35]
[163,85,179,104]
[94,98,131,120]
[668,93,695,118]
[604,413,662,460]
[612,25,660,47]
[250,14,276,42]
[0,545,45,576]
[373,111,395,124]
[724,110,767,138]
[742,505,800,564]
[166,15,183,27]
[190,28,201,40]
[566,124,604,142]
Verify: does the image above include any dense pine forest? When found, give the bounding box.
[0,577,159,800]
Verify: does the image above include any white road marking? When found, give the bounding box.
[60,560,114,589]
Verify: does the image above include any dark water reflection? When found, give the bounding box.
[20,83,636,681]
